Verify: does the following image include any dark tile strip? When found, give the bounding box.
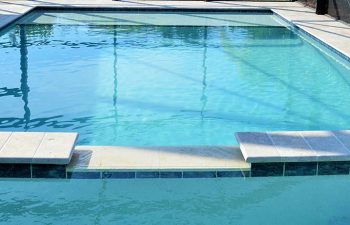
[34,6,273,14]
[318,161,350,175]
[242,170,251,178]
[217,171,243,178]
[0,164,31,178]
[136,171,160,179]
[102,172,136,179]
[160,172,182,178]
[251,163,284,177]
[183,171,216,178]
[3,161,350,180]
[67,171,101,179]
[284,162,317,176]
[32,164,66,178]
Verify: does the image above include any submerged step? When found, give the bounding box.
[67,146,250,173]
[0,132,78,164]
[235,130,350,163]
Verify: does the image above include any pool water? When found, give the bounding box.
[0,176,349,225]
[1,11,350,145]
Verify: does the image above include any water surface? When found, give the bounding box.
[1,11,350,145]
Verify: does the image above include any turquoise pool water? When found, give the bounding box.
[1,11,350,145]
[0,176,350,224]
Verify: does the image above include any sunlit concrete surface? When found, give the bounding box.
[67,146,250,171]
[236,130,350,163]
[0,132,78,164]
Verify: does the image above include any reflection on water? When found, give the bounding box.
[0,21,350,145]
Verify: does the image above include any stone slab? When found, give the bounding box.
[0,132,78,164]
[32,132,79,164]
[0,132,12,149]
[236,130,350,163]
[268,132,317,162]
[235,132,280,163]
[300,131,350,161]
[332,130,350,150]
[0,132,45,163]
[67,146,250,172]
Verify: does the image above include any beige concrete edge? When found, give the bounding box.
[0,7,34,29]
[66,167,251,172]
[271,8,350,60]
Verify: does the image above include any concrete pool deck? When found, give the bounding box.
[0,0,349,59]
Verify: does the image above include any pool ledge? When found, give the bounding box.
[236,130,350,163]
[1,131,350,178]
[66,145,250,178]
[0,132,78,164]
[236,130,350,177]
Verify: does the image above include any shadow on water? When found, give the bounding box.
[0,87,22,97]
[19,24,30,130]
[220,30,350,122]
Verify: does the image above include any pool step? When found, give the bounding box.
[0,132,78,164]
[66,146,250,177]
[235,130,350,163]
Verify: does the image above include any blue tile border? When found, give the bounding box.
[183,171,217,178]
[284,162,317,176]
[251,163,284,177]
[0,162,350,179]
[32,164,66,179]
[242,170,251,177]
[102,172,136,179]
[318,161,350,175]
[160,172,182,178]
[67,171,101,179]
[0,164,31,178]
[136,171,160,179]
[217,171,244,178]
[249,161,350,177]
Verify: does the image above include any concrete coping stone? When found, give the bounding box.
[0,132,78,164]
[236,130,350,163]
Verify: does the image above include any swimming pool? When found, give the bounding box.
[1,9,350,146]
[1,8,350,225]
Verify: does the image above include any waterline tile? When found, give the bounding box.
[183,171,216,178]
[160,172,182,178]
[284,162,317,176]
[251,163,284,177]
[32,164,66,178]
[102,172,136,179]
[217,171,243,177]
[136,171,160,179]
[318,161,350,175]
[67,171,100,179]
[0,163,31,178]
